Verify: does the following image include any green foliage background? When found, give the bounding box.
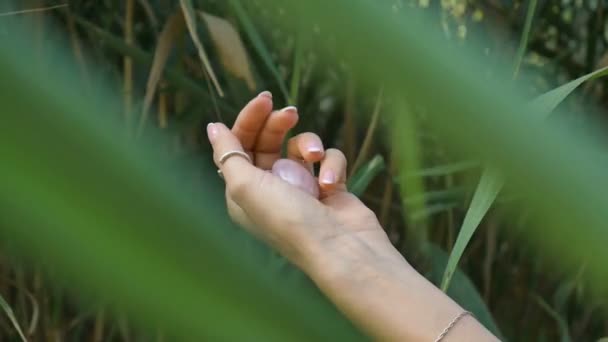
[1,0,608,341]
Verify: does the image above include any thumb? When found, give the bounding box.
[207,122,260,192]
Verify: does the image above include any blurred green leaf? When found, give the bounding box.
[441,67,608,292]
[392,99,429,247]
[0,22,362,341]
[4,0,608,340]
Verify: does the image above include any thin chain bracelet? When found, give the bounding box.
[434,311,473,342]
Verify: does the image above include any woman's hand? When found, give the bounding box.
[206,92,499,342]
[206,92,393,273]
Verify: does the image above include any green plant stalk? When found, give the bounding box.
[391,99,429,251]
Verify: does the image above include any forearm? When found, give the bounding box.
[304,235,499,341]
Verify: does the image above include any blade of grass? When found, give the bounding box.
[139,10,187,136]
[350,88,383,177]
[440,166,503,291]
[228,0,290,102]
[0,292,27,342]
[347,155,385,197]
[530,66,608,118]
[512,0,538,78]
[0,3,67,17]
[179,0,224,97]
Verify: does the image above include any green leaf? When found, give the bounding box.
[440,166,503,291]
[0,22,362,341]
[347,154,385,196]
[440,66,608,292]
[427,244,503,339]
[391,99,429,247]
[530,66,608,119]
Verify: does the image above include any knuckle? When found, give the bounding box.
[287,135,298,145]
[361,207,378,222]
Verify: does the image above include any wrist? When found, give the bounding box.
[301,231,470,341]
[301,226,407,287]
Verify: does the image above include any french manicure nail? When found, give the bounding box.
[258,90,272,99]
[281,105,298,113]
[206,123,218,143]
[321,170,336,184]
[308,146,323,155]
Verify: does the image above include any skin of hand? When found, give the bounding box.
[206,92,500,342]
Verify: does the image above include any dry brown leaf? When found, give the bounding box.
[199,11,256,91]
[179,0,224,97]
[138,10,186,136]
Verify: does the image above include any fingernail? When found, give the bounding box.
[206,123,218,143]
[307,146,323,155]
[281,105,298,113]
[321,170,336,184]
[258,90,272,99]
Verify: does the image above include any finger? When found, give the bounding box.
[287,132,325,163]
[207,122,256,180]
[231,91,274,150]
[318,148,348,194]
[254,106,299,169]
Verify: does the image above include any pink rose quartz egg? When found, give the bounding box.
[271,159,319,198]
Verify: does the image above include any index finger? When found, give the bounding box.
[231,91,274,150]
